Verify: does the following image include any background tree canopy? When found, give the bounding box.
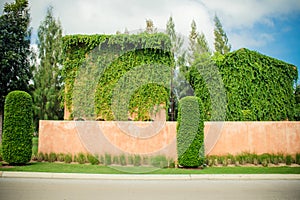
[0,0,32,114]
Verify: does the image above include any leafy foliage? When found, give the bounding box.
[295,84,300,120]
[219,48,297,121]
[186,21,226,121]
[33,6,63,130]
[188,55,226,121]
[2,91,33,164]
[62,33,173,120]
[0,0,32,113]
[177,96,204,168]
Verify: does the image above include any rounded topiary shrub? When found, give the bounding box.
[2,91,33,164]
[177,96,204,168]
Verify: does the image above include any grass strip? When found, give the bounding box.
[1,162,300,174]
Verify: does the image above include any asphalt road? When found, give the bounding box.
[0,178,299,200]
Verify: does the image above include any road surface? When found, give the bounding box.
[0,177,299,200]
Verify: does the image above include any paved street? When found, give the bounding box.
[1,177,299,200]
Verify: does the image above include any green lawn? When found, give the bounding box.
[1,162,300,174]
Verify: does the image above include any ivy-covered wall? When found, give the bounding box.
[189,48,298,121]
[219,48,298,121]
[62,33,174,120]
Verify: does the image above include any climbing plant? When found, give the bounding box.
[218,48,298,121]
[62,33,174,120]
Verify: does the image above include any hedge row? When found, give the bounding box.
[32,152,175,168]
[206,153,300,167]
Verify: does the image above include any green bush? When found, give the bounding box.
[104,153,112,166]
[2,91,33,164]
[49,152,57,162]
[99,155,105,165]
[57,153,65,162]
[142,156,150,165]
[258,153,271,165]
[112,156,120,165]
[277,153,285,163]
[168,158,175,168]
[127,155,134,165]
[76,153,86,164]
[133,155,141,166]
[119,154,126,166]
[296,153,300,165]
[285,155,293,165]
[177,96,204,168]
[37,152,44,162]
[87,154,99,165]
[150,155,168,168]
[32,137,38,156]
[64,154,72,163]
[44,153,49,162]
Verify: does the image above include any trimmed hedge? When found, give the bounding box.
[177,96,204,167]
[2,91,33,164]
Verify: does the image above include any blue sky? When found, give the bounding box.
[1,0,300,83]
[229,11,300,83]
[252,13,300,73]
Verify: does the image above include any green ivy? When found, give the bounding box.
[2,91,33,164]
[177,96,205,168]
[219,48,297,121]
[62,33,174,120]
[189,48,298,121]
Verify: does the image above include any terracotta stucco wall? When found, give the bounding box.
[39,121,300,159]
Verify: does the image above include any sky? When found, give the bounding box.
[1,0,300,83]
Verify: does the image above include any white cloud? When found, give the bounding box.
[230,31,274,49]
[1,0,300,51]
[200,0,300,29]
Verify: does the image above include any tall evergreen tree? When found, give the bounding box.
[33,6,63,129]
[187,19,218,121]
[0,0,32,140]
[188,19,211,64]
[197,32,211,56]
[166,16,190,120]
[213,15,231,55]
[188,20,198,65]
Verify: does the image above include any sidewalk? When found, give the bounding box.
[1,171,300,180]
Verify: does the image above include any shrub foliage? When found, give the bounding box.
[2,91,33,164]
[177,96,204,167]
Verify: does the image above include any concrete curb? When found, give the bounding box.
[1,172,300,180]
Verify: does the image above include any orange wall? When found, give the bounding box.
[39,121,300,159]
